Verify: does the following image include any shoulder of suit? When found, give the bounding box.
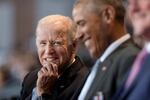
[106,40,140,62]
[23,67,40,82]
[116,39,140,54]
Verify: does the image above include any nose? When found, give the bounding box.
[45,44,55,55]
[128,0,140,15]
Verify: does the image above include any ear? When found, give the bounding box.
[101,5,115,24]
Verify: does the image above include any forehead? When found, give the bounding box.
[73,4,98,22]
[37,20,68,36]
[36,28,67,42]
[128,0,150,3]
[128,0,150,9]
[73,6,84,21]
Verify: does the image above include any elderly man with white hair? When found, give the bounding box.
[20,15,89,100]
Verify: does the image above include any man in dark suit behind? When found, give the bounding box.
[72,0,140,99]
[113,0,150,99]
[20,15,89,100]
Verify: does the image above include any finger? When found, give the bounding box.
[43,63,53,72]
[44,61,53,68]
[45,64,58,77]
[44,63,54,72]
[38,70,43,78]
[51,64,59,76]
[41,67,48,73]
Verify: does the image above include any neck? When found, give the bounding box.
[110,22,127,43]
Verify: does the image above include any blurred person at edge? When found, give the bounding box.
[20,15,89,100]
[124,2,146,48]
[72,0,140,99]
[112,0,150,100]
[8,51,37,82]
[0,64,21,99]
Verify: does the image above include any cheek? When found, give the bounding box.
[38,47,43,54]
[140,1,150,11]
[95,36,103,52]
[95,28,108,54]
[80,26,89,34]
[56,47,70,61]
[37,48,44,60]
[90,32,102,57]
[94,27,103,44]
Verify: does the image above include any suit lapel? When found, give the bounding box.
[85,60,112,100]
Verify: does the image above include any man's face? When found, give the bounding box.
[73,6,108,59]
[127,0,150,36]
[36,23,73,71]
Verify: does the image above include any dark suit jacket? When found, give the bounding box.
[112,54,150,100]
[83,39,140,100]
[20,56,89,100]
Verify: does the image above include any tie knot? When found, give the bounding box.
[137,48,148,62]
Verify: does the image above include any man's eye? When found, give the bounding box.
[53,41,63,46]
[40,42,46,46]
[78,21,85,26]
[76,20,85,26]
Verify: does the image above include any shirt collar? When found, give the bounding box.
[100,34,131,62]
[145,42,150,53]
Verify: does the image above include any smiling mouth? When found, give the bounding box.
[44,57,58,62]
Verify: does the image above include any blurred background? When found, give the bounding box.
[0,0,93,99]
[0,0,75,57]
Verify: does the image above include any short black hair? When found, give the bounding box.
[74,0,126,23]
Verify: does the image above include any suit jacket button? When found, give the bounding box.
[102,66,107,71]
